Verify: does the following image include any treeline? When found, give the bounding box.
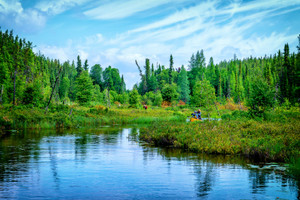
[134,37,300,110]
[0,29,299,111]
[0,29,127,107]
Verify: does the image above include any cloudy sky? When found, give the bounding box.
[1,0,299,89]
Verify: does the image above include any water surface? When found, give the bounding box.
[0,127,298,199]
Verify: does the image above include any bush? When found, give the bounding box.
[247,78,275,117]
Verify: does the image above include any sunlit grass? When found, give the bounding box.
[139,119,300,162]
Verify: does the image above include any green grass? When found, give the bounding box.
[139,118,300,163]
[0,104,188,131]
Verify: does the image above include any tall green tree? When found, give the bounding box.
[247,78,275,117]
[191,79,216,108]
[76,55,83,76]
[129,88,140,108]
[145,58,150,90]
[90,64,103,89]
[169,54,174,84]
[177,66,190,103]
[161,83,178,103]
[59,76,70,103]
[75,70,94,104]
[83,59,89,71]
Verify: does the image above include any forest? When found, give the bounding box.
[0,29,299,114]
[0,29,299,166]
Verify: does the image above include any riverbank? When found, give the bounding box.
[139,113,300,164]
[0,104,188,132]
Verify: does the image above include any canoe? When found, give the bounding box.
[190,117,202,122]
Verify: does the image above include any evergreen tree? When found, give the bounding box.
[76,55,83,76]
[83,59,89,71]
[59,76,70,103]
[161,83,178,103]
[177,66,190,103]
[191,79,216,108]
[75,70,94,105]
[247,78,275,117]
[153,91,163,106]
[145,58,150,90]
[90,64,103,89]
[169,54,174,84]
[129,89,140,108]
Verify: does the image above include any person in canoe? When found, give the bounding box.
[143,104,148,110]
[191,109,202,121]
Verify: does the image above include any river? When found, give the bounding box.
[0,127,298,199]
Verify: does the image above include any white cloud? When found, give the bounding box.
[0,0,46,32]
[84,0,173,19]
[33,0,300,89]
[35,0,90,15]
[35,45,71,62]
[130,1,217,33]
[123,72,140,90]
[0,0,23,13]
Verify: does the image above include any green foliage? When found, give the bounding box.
[140,119,300,162]
[161,83,178,103]
[191,79,216,107]
[90,64,103,89]
[75,71,94,105]
[153,91,163,106]
[247,78,275,117]
[59,76,70,102]
[177,66,190,103]
[129,89,141,108]
[22,81,43,107]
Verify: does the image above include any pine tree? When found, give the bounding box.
[145,58,150,91]
[75,70,94,105]
[90,64,103,89]
[76,55,83,76]
[191,79,216,108]
[169,54,174,84]
[83,59,89,71]
[177,66,190,103]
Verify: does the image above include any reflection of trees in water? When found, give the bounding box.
[143,146,299,198]
[249,170,267,194]
[75,134,88,160]
[194,161,215,197]
[248,169,298,197]
[128,127,139,142]
[74,128,121,160]
[48,145,60,190]
[0,130,43,188]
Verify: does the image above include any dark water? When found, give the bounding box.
[0,127,298,200]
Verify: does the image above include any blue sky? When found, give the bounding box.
[1,0,299,89]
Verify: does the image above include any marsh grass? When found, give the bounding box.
[139,119,300,162]
[0,104,188,131]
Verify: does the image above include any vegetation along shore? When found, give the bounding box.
[0,29,299,175]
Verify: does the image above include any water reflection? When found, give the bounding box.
[0,127,298,199]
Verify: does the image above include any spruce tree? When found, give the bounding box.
[177,66,190,103]
[76,55,83,76]
[83,59,89,71]
[169,54,173,84]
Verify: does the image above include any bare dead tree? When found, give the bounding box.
[45,67,63,113]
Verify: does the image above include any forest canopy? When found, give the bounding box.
[0,29,299,110]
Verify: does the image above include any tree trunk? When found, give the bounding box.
[45,67,62,113]
[0,85,3,104]
[69,108,73,117]
[107,87,111,108]
[238,96,242,111]
[214,102,220,116]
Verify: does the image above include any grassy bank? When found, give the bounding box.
[139,112,300,163]
[0,104,187,132]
